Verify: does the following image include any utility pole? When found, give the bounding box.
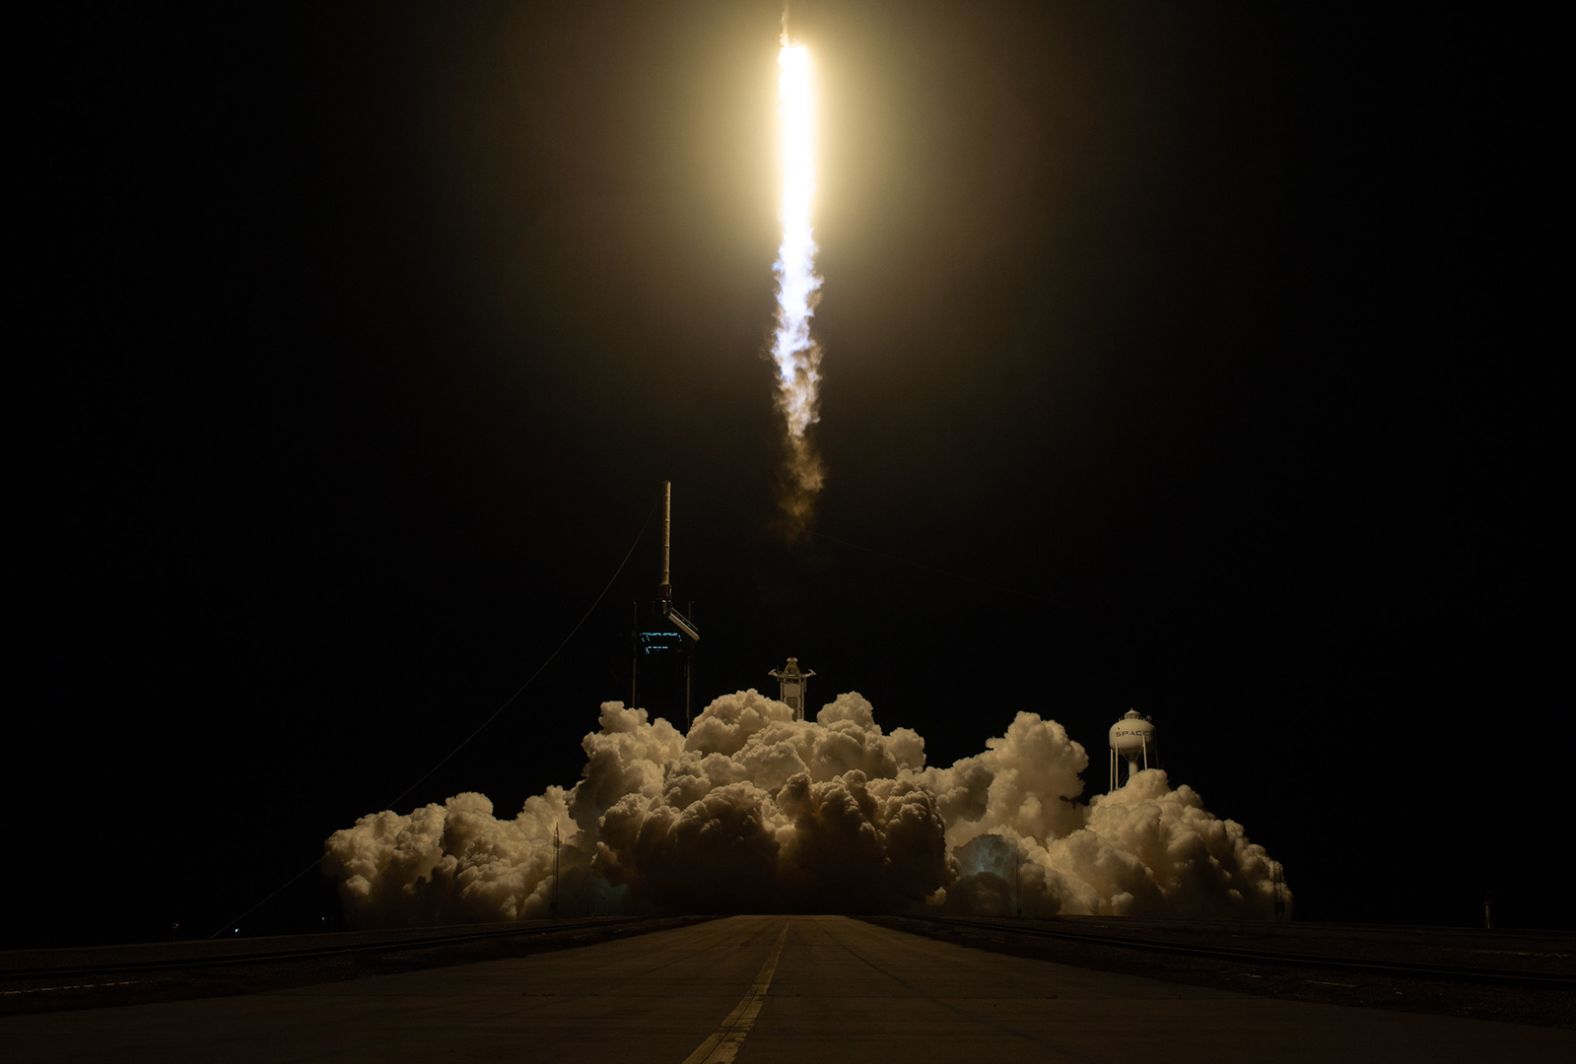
[552,823,561,918]
[1015,846,1023,919]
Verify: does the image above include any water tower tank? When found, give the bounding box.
[1108,709,1158,792]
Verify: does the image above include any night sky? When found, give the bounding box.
[21,3,1541,947]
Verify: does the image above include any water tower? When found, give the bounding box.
[1108,709,1158,792]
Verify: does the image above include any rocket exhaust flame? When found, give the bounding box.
[771,33,824,534]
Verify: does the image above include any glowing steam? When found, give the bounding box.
[325,692,1291,924]
[771,35,824,533]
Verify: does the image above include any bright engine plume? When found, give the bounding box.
[770,33,824,534]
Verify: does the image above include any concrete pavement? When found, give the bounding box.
[4,915,1571,1062]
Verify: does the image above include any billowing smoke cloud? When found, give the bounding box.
[325,691,1289,925]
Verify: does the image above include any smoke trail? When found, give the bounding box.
[325,692,1290,924]
[770,33,824,536]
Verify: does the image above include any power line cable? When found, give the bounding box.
[380,500,656,812]
[208,501,656,938]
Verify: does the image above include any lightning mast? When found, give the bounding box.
[658,482,699,644]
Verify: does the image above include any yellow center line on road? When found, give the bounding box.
[680,921,790,1064]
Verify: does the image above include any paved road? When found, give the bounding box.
[5,916,1571,1063]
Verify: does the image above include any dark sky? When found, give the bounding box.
[21,2,1542,946]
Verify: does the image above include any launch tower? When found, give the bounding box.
[631,482,700,727]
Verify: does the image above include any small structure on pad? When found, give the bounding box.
[769,657,815,721]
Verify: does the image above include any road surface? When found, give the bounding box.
[5,915,1571,1062]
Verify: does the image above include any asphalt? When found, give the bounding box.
[5,915,1572,1063]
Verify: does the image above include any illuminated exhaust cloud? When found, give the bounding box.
[324,691,1290,924]
[770,31,824,535]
